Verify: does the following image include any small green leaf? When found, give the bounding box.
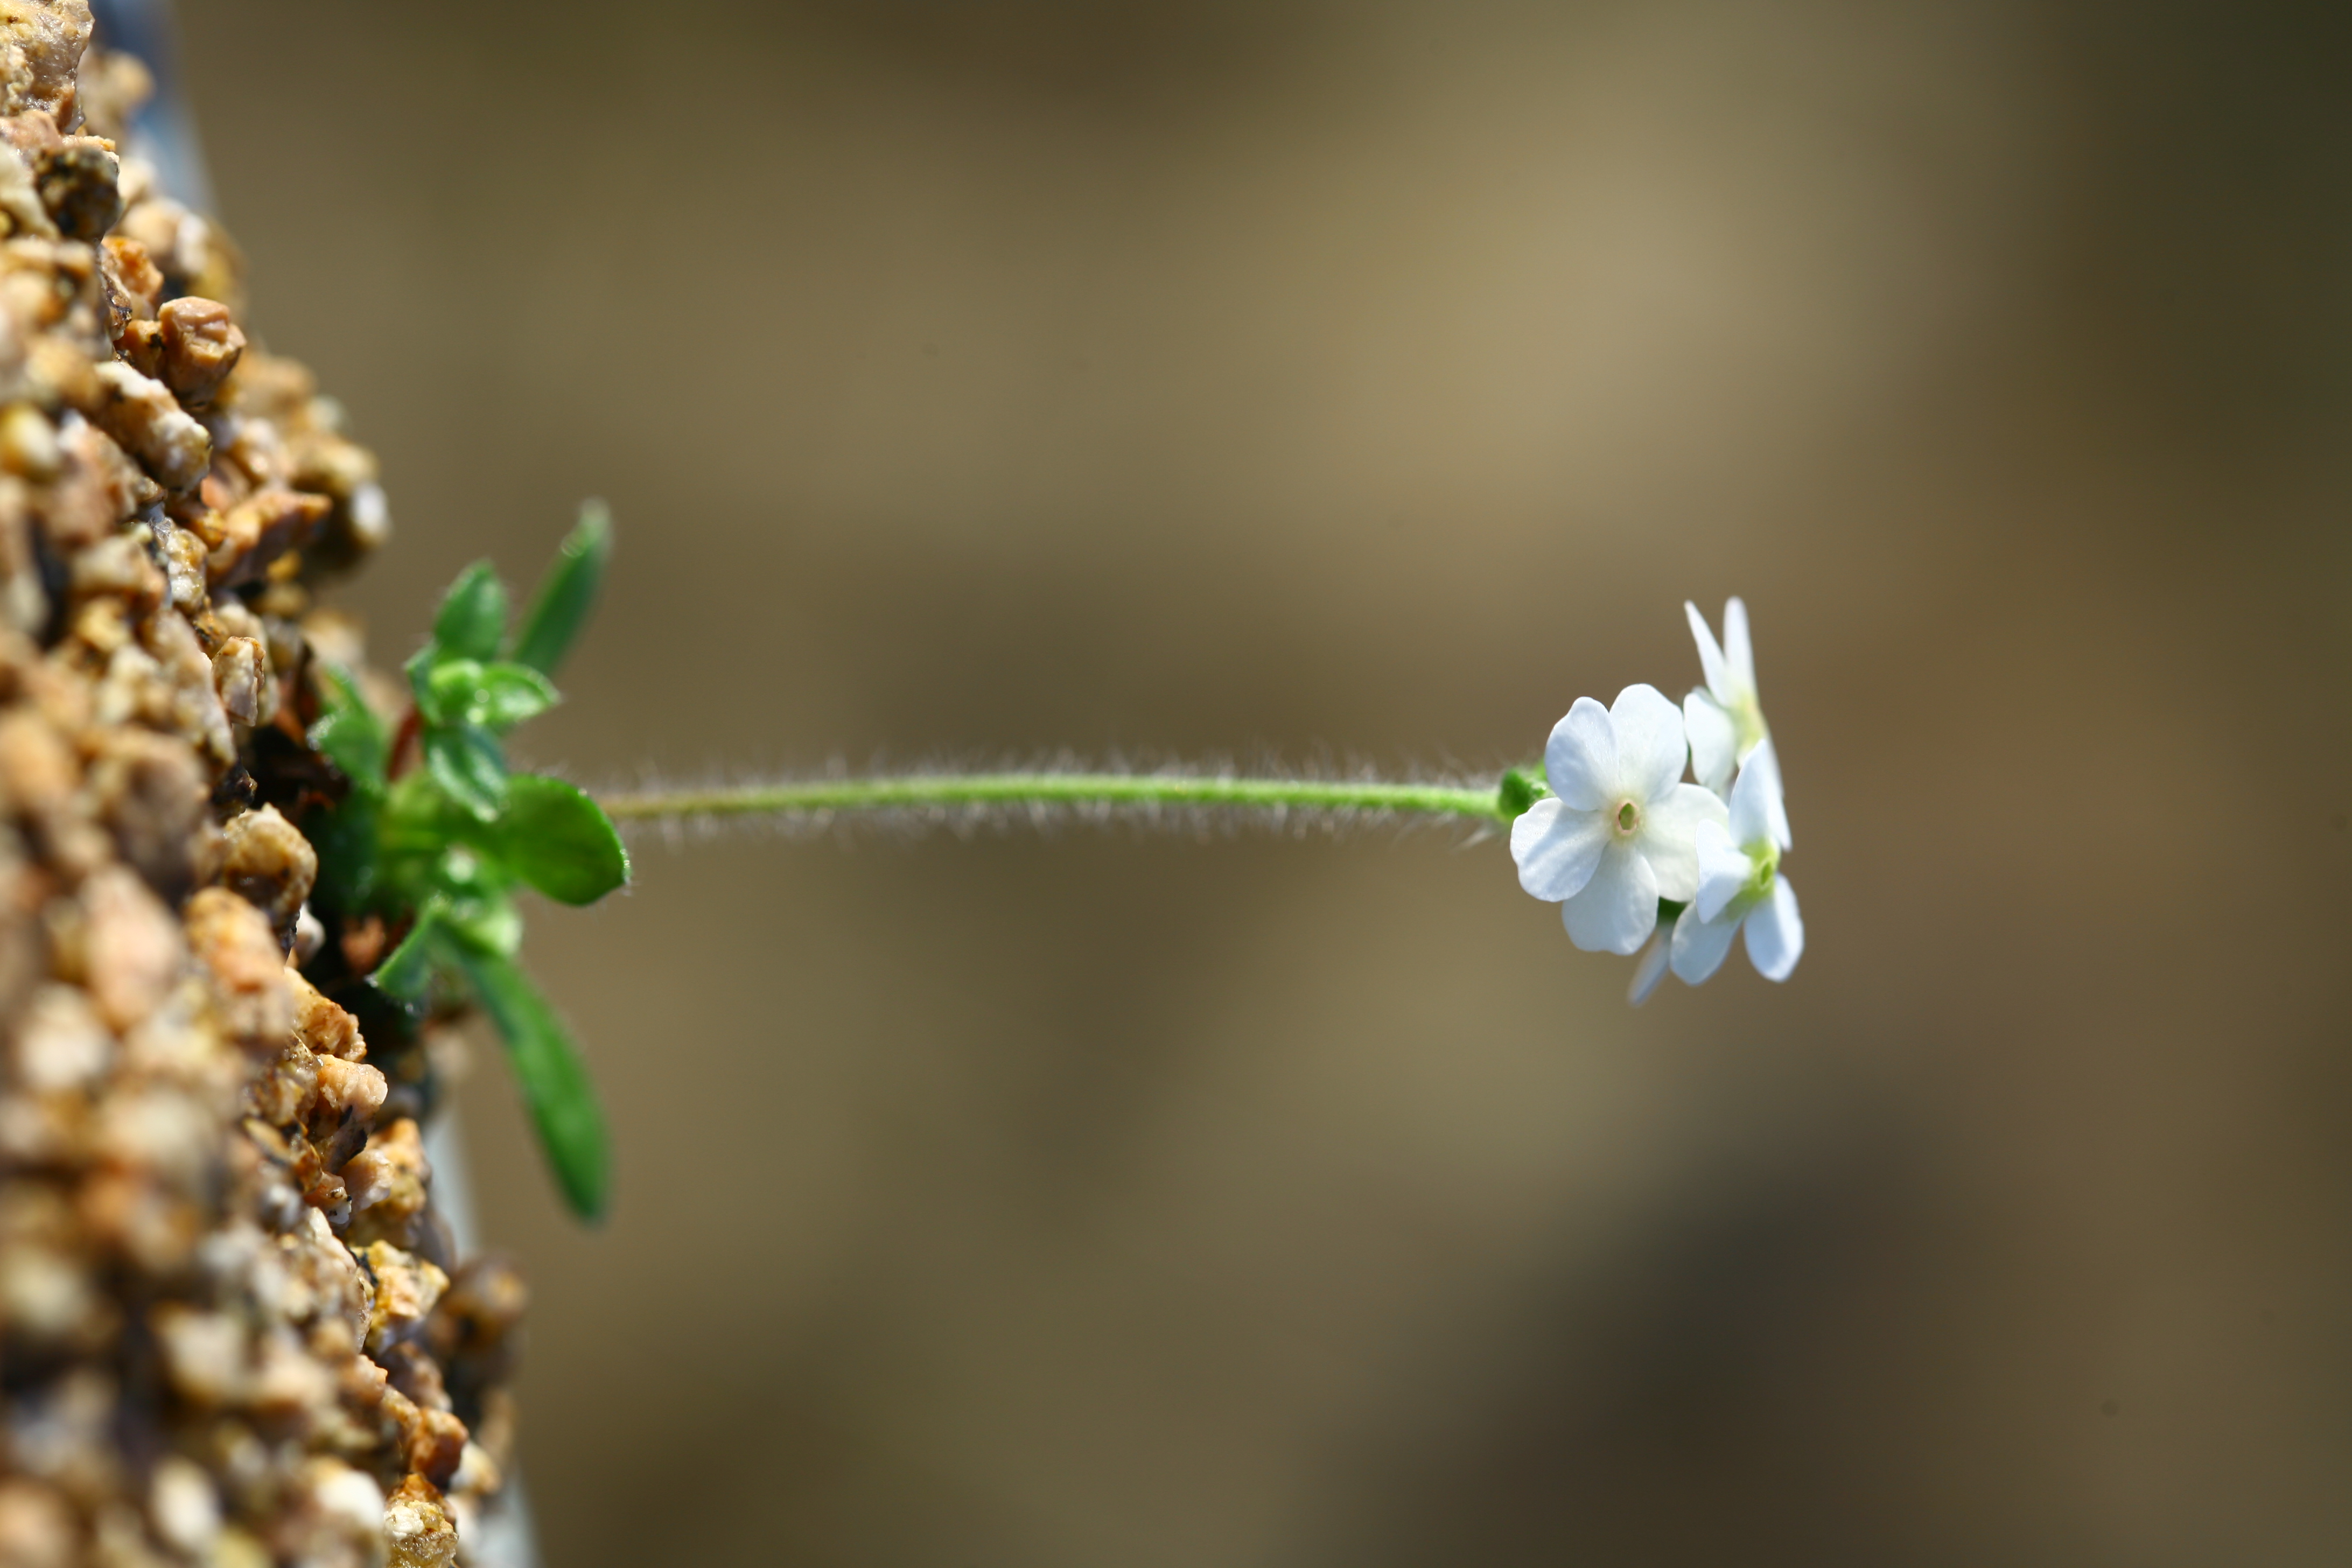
[444,888,522,957]
[424,724,507,820]
[446,941,611,1222]
[307,794,380,912]
[403,644,439,718]
[507,501,611,677]
[419,657,485,729]
[417,659,557,734]
[496,775,629,906]
[471,662,559,732]
[309,666,388,790]
[433,562,509,662]
[372,905,448,1005]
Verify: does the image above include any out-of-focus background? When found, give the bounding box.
[169,2,2351,1562]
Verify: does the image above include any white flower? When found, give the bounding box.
[1683,598,1780,829]
[1511,684,1727,955]
[1669,738,1803,984]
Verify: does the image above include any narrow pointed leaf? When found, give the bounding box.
[308,666,388,790]
[403,642,436,710]
[446,942,611,1222]
[432,562,508,662]
[495,775,629,905]
[371,905,448,1005]
[423,724,507,820]
[306,794,380,912]
[445,891,522,958]
[508,501,611,676]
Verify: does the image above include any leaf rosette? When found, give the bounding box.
[306,502,625,1221]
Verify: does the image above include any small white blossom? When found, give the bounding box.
[1670,739,1803,984]
[1511,684,1727,955]
[1683,598,1782,838]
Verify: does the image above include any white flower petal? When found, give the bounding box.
[1726,746,1768,846]
[1543,696,1616,811]
[1562,842,1660,955]
[1683,690,1737,797]
[1509,796,1609,903]
[1692,817,1751,922]
[1609,683,1687,803]
[1722,597,1755,698]
[1732,735,1791,851]
[1627,916,1673,1006]
[1743,876,1803,981]
[1639,783,1727,903]
[1725,739,1775,845]
[1669,903,1740,984]
[1684,601,1728,701]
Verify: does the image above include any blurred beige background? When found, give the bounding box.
[173,2,2352,1563]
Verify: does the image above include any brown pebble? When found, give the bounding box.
[289,970,362,1062]
[0,1478,79,1568]
[157,297,244,410]
[218,806,316,939]
[100,235,160,319]
[87,728,208,895]
[83,361,209,492]
[0,708,78,821]
[0,401,56,479]
[11,982,111,1090]
[312,1054,387,1133]
[0,7,92,122]
[32,139,121,243]
[81,865,180,1032]
[382,1473,458,1568]
[182,887,292,1050]
[247,1040,318,1128]
[344,1117,430,1242]
[360,1240,447,1353]
[203,487,329,589]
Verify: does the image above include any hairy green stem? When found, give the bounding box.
[597,772,1514,825]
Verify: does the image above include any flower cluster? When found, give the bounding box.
[1509,598,1803,1003]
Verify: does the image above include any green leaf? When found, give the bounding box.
[507,501,611,676]
[443,887,522,957]
[308,666,388,790]
[306,794,380,912]
[418,657,484,729]
[495,775,629,906]
[403,644,438,718]
[471,662,559,732]
[417,659,557,734]
[445,941,611,1222]
[371,905,448,1005]
[432,562,509,662]
[424,724,507,820]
